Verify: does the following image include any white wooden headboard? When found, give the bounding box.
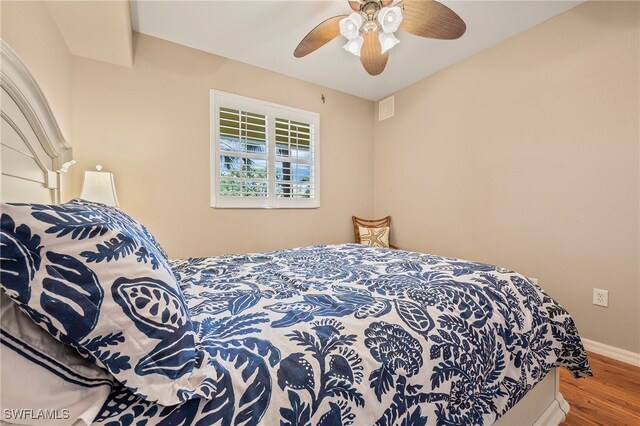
[0,40,74,204]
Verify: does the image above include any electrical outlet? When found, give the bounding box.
[593,288,609,307]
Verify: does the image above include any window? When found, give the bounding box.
[210,90,320,208]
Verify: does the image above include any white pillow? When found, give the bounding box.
[358,226,390,248]
[1,292,113,426]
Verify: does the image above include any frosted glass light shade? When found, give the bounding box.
[379,32,400,54]
[343,35,364,56]
[378,6,403,33]
[80,170,119,206]
[339,13,364,40]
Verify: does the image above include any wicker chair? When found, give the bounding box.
[352,215,398,249]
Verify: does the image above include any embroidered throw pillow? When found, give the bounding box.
[0,201,210,405]
[358,226,390,248]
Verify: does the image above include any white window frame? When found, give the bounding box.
[210,90,320,209]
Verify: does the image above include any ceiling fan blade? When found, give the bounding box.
[360,31,389,76]
[294,15,348,58]
[399,0,466,40]
[348,1,361,11]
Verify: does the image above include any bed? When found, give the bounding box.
[0,40,591,426]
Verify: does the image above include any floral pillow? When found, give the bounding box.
[69,199,170,262]
[0,201,210,405]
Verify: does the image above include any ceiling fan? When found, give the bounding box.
[294,0,466,76]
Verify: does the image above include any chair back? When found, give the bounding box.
[352,216,391,244]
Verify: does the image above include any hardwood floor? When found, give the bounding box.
[560,351,640,426]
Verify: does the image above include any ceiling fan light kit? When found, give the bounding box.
[294,0,467,76]
[340,5,403,57]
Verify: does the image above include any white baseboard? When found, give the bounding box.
[532,396,568,426]
[581,338,640,367]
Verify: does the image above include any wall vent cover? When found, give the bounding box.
[378,96,395,121]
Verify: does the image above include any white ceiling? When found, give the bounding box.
[130,1,582,101]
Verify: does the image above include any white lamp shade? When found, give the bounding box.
[339,13,364,40]
[343,35,364,56]
[378,6,403,33]
[379,32,400,54]
[80,170,119,206]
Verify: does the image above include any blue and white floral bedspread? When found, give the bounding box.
[95,244,591,426]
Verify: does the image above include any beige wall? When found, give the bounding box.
[47,0,133,68]
[1,1,74,201]
[374,1,640,353]
[71,33,375,258]
[1,1,72,142]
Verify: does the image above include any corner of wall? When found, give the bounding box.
[1,0,73,143]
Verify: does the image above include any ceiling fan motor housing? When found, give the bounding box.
[361,1,382,27]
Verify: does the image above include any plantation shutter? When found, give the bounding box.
[211,90,319,209]
[275,118,314,199]
[218,107,269,198]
